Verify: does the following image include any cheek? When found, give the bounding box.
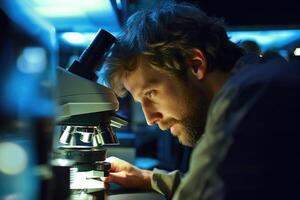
[156,76,196,118]
[159,89,191,118]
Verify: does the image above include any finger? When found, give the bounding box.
[100,176,109,183]
[101,172,126,185]
[105,156,121,172]
[105,156,129,172]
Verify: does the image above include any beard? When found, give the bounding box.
[177,107,207,146]
[178,81,211,147]
[169,89,210,147]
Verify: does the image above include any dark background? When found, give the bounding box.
[176,0,299,27]
[129,0,300,27]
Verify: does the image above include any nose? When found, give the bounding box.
[141,101,162,126]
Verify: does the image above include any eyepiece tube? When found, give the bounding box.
[68,29,116,81]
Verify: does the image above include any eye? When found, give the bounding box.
[145,90,156,98]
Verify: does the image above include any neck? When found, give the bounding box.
[205,71,230,97]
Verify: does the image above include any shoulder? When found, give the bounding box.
[215,59,300,199]
[207,58,300,139]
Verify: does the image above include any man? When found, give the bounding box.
[101,3,300,200]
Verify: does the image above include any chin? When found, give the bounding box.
[178,136,194,147]
[173,127,196,147]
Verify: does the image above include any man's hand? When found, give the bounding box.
[101,156,153,189]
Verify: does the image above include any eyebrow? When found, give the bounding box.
[134,78,160,101]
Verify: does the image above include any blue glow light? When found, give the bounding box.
[116,0,123,10]
[30,0,113,17]
[294,48,300,56]
[228,29,300,51]
[17,47,47,74]
[3,0,121,33]
[61,31,117,47]
[0,139,38,200]
[4,70,55,117]
[61,29,300,51]
[135,157,159,170]
[0,142,28,175]
[61,32,86,45]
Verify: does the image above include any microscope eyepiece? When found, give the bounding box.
[68,29,116,81]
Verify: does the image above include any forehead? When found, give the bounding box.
[123,62,170,96]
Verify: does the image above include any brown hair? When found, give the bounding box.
[103,2,244,96]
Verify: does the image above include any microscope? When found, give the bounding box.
[53,29,127,194]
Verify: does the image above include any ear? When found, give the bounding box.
[189,49,208,80]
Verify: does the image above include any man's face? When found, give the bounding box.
[123,63,210,147]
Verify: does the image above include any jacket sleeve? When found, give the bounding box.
[151,168,181,199]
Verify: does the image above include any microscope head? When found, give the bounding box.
[56,67,127,147]
[55,29,127,148]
